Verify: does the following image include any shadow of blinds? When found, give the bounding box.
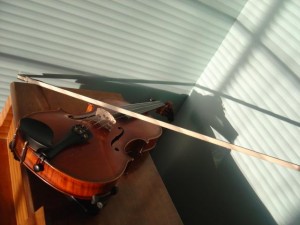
[196,0,300,224]
[0,0,247,110]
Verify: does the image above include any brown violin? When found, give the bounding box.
[10,98,173,209]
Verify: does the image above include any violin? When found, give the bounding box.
[9,98,173,209]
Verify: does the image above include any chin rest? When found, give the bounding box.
[20,117,54,150]
[19,117,92,161]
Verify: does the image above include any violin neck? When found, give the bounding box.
[122,101,165,114]
[70,101,165,125]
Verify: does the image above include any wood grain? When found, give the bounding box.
[0,97,24,225]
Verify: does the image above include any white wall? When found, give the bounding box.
[194,0,300,224]
[0,0,246,109]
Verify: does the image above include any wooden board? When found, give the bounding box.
[7,82,183,225]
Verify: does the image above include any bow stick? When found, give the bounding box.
[17,74,300,171]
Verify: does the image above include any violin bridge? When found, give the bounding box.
[94,108,116,130]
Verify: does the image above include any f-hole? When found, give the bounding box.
[111,127,124,151]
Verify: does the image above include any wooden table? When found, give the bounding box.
[0,82,183,225]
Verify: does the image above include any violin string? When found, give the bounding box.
[118,103,162,115]
[87,118,107,130]
[122,101,163,109]
[112,101,164,118]
[87,101,165,130]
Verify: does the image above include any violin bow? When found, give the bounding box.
[17,74,300,171]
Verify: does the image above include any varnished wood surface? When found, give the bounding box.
[9,82,183,225]
[0,97,17,225]
[0,140,17,225]
[0,96,35,225]
[23,207,46,225]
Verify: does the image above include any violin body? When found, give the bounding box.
[10,99,163,200]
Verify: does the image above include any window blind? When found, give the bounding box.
[0,0,246,110]
[196,0,300,224]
